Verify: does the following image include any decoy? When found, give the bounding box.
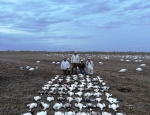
[27,103,37,111]
[36,111,47,115]
[46,96,54,102]
[40,102,50,110]
[108,103,119,111]
[54,111,64,115]
[53,103,63,110]
[34,96,41,101]
[96,103,106,110]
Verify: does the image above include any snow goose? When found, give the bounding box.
[63,103,71,109]
[101,111,112,115]
[105,92,112,98]
[136,67,142,71]
[46,96,54,102]
[115,113,126,115]
[96,103,106,110]
[27,103,37,111]
[95,97,102,102]
[21,111,33,115]
[66,97,74,102]
[54,111,64,115]
[93,92,102,97]
[108,103,119,111]
[36,60,40,63]
[106,97,123,103]
[53,103,63,110]
[40,102,50,110]
[29,68,34,71]
[67,91,74,96]
[119,69,126,73]
[65,111,75,115]
[140,64,146,67]
[74,97,82,103]
[75,91,83,97]
[34,96,41,101]
[75,103,86,111]
[36,111,47,115]
[98,62,103,65]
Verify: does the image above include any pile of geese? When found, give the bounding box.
[21,74,126,115]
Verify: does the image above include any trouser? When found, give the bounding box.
[87,67,93,75]
[63,69,70,75]
[80,69,86,74]
[71,63,78,74]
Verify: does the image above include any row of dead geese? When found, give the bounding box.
[22,74,126,115]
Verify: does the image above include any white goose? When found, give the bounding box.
[40,102,50,110]
[136,67,142,71]
[27,103,37,111]
[53,103,63,110]
[74,97,82,103]
[34,96,41,101]
[119,69,126,73]
[96,103,106,110]
[21,112,33,115]
[66,97,74,102]
[65,111,75,115]
[75,103,86,111]
[105,92,112,98]
[54,111,64,115]
[75,91,83,97]
[108,103,119,111]
[36,111,47,115]
[46,96,54,102]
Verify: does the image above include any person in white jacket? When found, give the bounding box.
[86,58,94,75]
[61,57,70,75]
[71,51,80,74]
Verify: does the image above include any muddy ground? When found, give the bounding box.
[0,51,150,115]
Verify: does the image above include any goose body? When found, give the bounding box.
[27,103,37,111]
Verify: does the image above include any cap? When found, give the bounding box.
[81,60,83,61]
[74,51,77,53]
[88,58,90,59]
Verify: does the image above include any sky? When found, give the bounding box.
[0,0,150,52]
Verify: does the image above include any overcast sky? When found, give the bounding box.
[0,0,150,52]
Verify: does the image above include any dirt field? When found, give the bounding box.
[0,51,150,115]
